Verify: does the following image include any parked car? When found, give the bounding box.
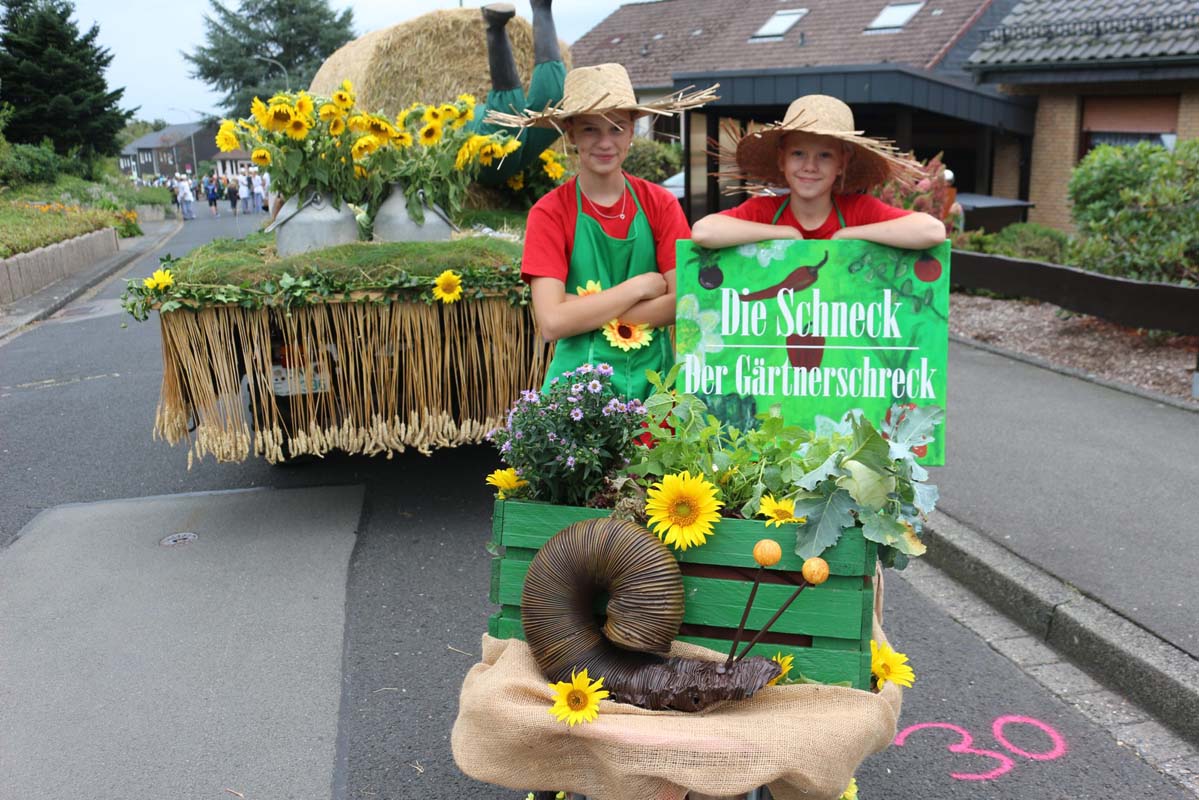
[661,171,685,200]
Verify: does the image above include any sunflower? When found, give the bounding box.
[871,640,915,689]
[502,138,522,156]
[506,172,525,191]
[485,467,528,499]
[422,106,443,125]
[284,115,311,140]
[575,280,602,296]
[540,149,558,163]
[457,92,477,106]
[328,116,346,137]
[354,164,367,179]
[759,494,804,527]
[251,148,271,167]
[318,103,342,122]
[544,160,566,181]
[266,104,293,132]
[431,269,463,303]
[332,88,353,110]
[215,121,239,152]
[293,91,314,119]
[347,114,371,133]
[602,319,653,351]
[548,668,609,727]
[392,131,413,149]
[367,116,395,138]
[439,103,459,122]
[418,122,443,147]
[142,267,174,291]
[767,652,794,685]
[237,119,257,132]
[395,109,410,129]
[644,470,723,551]
[251,96,271,127]
[839,778,858,800]
[351,134,381,160]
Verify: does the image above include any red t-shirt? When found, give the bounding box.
[521,173,690,285]
[719,193,910,240]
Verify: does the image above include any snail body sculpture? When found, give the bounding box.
[522,517,781,711]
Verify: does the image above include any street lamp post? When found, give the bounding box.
[253,55,291,91]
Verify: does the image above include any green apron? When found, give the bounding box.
[541,178,673,400]
[469,60,567,184]
[772,196,847,229]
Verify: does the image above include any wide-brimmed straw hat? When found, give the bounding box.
[485,63,718,131]
[721,95,922,193]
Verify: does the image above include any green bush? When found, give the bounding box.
[1067,139,1199,285]
[952,222,1068,263]
[622,136,682,184]
[0,141,67,186]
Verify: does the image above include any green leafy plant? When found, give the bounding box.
[623,369,941,567]
[953,222,1069,264]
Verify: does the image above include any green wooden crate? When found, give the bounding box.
[488,498,876,689]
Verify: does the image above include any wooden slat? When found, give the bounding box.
[488,556,501,605]
[496,499,875,576]
[495,560,864,640]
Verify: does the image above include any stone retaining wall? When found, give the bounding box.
[134,204,166,222]
[0,227,119,305]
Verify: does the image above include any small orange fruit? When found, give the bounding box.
[802,557,830,585]
[753,539,782,567]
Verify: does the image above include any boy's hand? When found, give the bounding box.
[627,272,667,300]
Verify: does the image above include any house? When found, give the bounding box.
[214,149,254,178]
[964,0,1199,231]
[117,122,220,179]
[571,0,1037,221]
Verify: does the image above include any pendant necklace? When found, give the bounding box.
[583,186,627,221]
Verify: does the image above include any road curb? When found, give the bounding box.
[924,511,1199,746]
[0,220,182,342]
[950,333,1199,414]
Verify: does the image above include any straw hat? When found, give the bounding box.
[485,63,718,130]
[725,95,922,193]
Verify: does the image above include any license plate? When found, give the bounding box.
[271,363,328,396]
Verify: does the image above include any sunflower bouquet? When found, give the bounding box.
[215,82,366,206]
[215,82,519,222]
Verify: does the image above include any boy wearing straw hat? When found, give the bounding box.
[692,95,946,249]
[486,64,717,401]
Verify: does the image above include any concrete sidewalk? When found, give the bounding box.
[925,339,1199,745]
[0,218,181,341]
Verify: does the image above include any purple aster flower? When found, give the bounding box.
[567,396,580,403]
[501,441,512,453]
[602,405,614,416]
[577,364,594,374]
[587,380,602,393]
[548,403,558,411]
[596,363,613,376]
[566,456,576,468]
[570,407,584,421]
[514,431,523,440]
[547,431,558,442]
[572,383,584,394]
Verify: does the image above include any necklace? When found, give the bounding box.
[582,186,627,220]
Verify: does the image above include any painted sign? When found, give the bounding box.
[675,239,950,464]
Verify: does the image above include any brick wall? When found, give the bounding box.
[1027,94,1080,232]
[991,134,1022,199]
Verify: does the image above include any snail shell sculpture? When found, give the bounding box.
[522,517,781,711]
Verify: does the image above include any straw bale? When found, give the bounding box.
[310,9,572,117]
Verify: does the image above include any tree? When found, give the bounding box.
[185,0,355,117]
[0,0,132,167]
[117,117,168,148]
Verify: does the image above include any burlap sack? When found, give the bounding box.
[452,621,902,800]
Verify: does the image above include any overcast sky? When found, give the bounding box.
[68,0,626,123]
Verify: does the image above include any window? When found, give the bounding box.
[750,8,808,40]
[866,2,923,32]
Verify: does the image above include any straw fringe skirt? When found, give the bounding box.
[154,298,550,466]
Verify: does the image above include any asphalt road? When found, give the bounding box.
[0,214,1192,799]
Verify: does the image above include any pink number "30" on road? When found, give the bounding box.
[894,716,1068,781]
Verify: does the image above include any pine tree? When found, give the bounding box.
[185,0,355,117]
[0,0,132,164]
